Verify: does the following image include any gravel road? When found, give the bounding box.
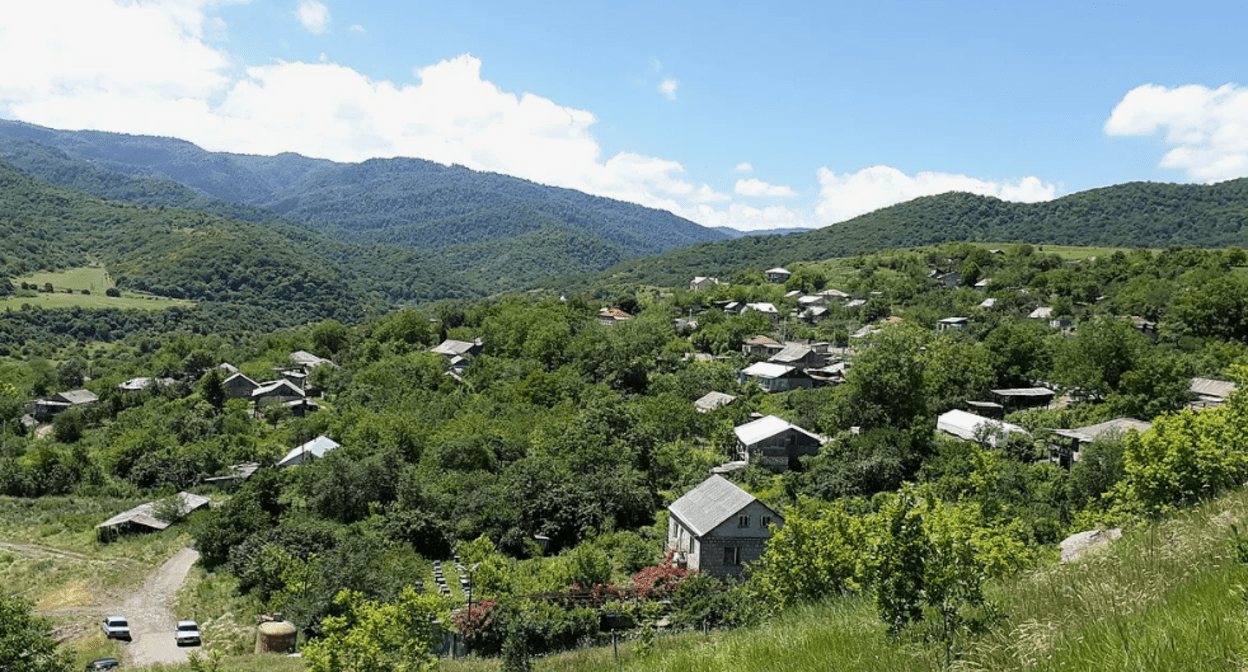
[120,547,202,667]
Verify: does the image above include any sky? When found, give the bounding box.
[1,1,1247,231]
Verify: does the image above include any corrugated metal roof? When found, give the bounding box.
[54,389,98,405]
[744,335,781,347]
[669,475,760,537]
[278,435,340,467]
[991,387,1055,397]
[695,392,737,412]
[765,267,790,275]
[745,302,779,314]
[1191,377,1236,399]
[253,380,305,397]
[741,362,795,379]
[1073,418,1152,441]
[1028,307,1053,319]
[937,410,1029,444]
[97,492,210,530]
[769,343,813,363]
[734,415,824,446]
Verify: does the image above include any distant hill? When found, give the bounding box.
[711,226,812,238]
[561,180,1248,288]
[0,119,729,291]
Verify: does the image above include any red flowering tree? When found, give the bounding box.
[630,550,690,600]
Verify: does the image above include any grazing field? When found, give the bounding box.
[5,265,193,311]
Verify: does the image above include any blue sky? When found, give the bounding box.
[1,0,1246,230]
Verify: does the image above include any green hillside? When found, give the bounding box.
[563,180,1248,290]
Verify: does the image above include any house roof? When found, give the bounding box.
[278,435,340,467]
[765,267,791,275]
[938,317,969,324]
[745,302,779,315]
[741,362,796,379]
[118,377,174,391]
[1191,377,1236,399]
[290,350,336,369]
[797,295,823,305]
[1028,307,1053,319]
[97,492,210,531]
[784,290,803,298]
[979,298,997,309]
[202,462,261,485]
[1050,418,1152,443]
[432,339,480,356]
[845,299,866,308]
[669,475,770,538]
[937,410,1029,445]
[695,391,737,412]
[734,414,824,446]
[52,389,98,405]
[252,379,305,398]
[975,278,992,288]
[770,343,813,363]
[819,289,849,299]
[744,335,781,347]
[217,362,239,374]
[991,387,1055,397]
[223,372,258,387]
[598,307,633,320]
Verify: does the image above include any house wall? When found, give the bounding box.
[698,501,782,579]
[224,377,257,399]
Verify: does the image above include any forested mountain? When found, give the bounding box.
[570,180,1248,288]
[0,120,730,287]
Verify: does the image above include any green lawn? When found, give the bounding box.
[7,265,192,311]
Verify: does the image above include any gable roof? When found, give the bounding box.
[1028,306,1054,319]
[432,339,480,356]
[51,389,98,405]
[223,372,258,388]
[278,435,340,467]
[741,362,797,379]
[744,302,779,315]
[765,267,791,275]
[744,335,781,347]
[769,343,814,363]
[97,492,210,531]
[937,409,1029,445]
[1050,417,1152,443]
[669,475,769,537]
[252,379,305,398]
[734,414,824,446]
[695,391,737,412]
[291,350,336,369]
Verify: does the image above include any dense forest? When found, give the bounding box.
[0,120,729,291]
[7,241,1248,670]
[553,179,1248,290]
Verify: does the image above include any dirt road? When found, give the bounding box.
[121,546,202,667]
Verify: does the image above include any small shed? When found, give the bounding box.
[97,492,210,539]
[937,317,969,331]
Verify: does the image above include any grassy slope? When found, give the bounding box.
[3,266,192,311]
[443,487,1248,672]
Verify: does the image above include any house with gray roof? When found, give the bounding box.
[764,267,792,284]
[1047,418,1152,468]
[223,372,260,399]
[96,492,210,539]
[1190,377,1236,408]
[27,389,98,421]
[733,415,825,471]
[739,362,813,393]
[768,343,824,371]
[667,475,783,579]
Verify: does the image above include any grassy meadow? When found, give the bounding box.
[4,265,192,311]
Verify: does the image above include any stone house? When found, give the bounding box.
[733,414,825,471]
[667,475,783,579]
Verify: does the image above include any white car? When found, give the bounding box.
[175,620,201,646]
[101,616,131,640]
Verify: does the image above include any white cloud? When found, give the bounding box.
[734,178,797,198]
[1106,83,1248,182]
[734,162,754,173]
[348,24,365,33]
[815,165,1056,224]
[296,0,330,34]
[684,203,809,231]
[659,78,678,101]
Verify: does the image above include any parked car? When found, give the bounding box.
[175,620,201,646]
[101,616,131,641]
[84,659,120,671]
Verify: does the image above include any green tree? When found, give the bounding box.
[302,587,447,672]
[0,594,71,672]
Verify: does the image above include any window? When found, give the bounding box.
[722,546,741,565]
[737,514,750,528]
[761,515,772,529]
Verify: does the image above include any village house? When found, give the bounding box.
[742,335,784,358]
[290,350,338,373]
[1047,418,1152,468]
[27,389,98,421]
[739,362,813,393]
[936,317,969,331]
[930,269,962,287]
[819,288,850,301]
[1190,377,1237,409]
[689,276,721,291]
[743,302,780,321]
[1028,306,1053,320]
[223,372,260,400]
[597,307,633,324]
[764,267,792,284]
[117,377,176,392]
[734,414,825,470]
[277,435,341,469]
[431,338,484,359]
[667,475,783,579]
[251,379,305,408]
